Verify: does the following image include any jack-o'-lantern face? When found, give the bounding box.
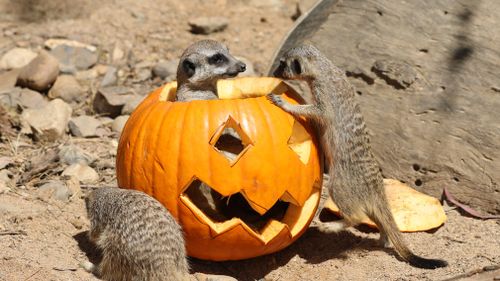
[116,77,322,261]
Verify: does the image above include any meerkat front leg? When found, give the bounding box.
[267,94,322,119]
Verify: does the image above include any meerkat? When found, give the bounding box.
[84,187,190,281]
[175,39,246,101]
[175,40,246,222]
[267,44,448,269]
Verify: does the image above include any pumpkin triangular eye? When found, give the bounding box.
[210,116,253,165]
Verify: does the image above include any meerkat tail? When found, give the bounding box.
[314,220,348,233]
[369,201,448,269]
[80,260,97,274]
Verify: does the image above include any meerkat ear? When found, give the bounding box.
[182,59,196,78]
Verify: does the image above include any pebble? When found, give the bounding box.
[16,51,60,92]
[134,68,151,82]
[152,59,178,79]
[93,86,137,118]
[0,180,9,194]
[58,144,95,166]
[0,69,21,92]
[0,157,12,170]
[37,180,72,202]
[51,44,98,73]
[121,95,144,115]
[44,38,97,52]
[0,48,37,70]
[62,163,99,184]
[112,115,129,134]
[0,169,11,182]
[100,66,117,87]
[68,115,101,138]
[21,99,72,141]
[188,17,229,34]
[0,87,48,110]
[48,75,84,103]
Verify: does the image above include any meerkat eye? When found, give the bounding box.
[208,53,228,65]
[292,59,302,75]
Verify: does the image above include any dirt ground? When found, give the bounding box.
[0,1,499,280]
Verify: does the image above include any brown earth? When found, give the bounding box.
[0,1,499,280]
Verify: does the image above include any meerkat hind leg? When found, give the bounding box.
[379,230,392,248]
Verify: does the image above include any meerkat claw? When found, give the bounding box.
[267,93,284,107]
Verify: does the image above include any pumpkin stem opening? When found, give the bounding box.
[183,179,290,233]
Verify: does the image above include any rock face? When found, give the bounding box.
[21,99,72,141]
[271,0,500,214]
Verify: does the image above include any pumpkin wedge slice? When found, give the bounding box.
[324,179,446,232]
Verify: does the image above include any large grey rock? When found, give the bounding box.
[21,99,72,141]
[68,115,101,137]
[121,95,145,115]
[51,44,98,73]
[272,0,500,214]
[48,75,84,103]
[188,17,229,34]
[93,86,137,118]
[0,48,37,70]
[16,51,60,92]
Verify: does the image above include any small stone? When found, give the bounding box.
[134,68,151,82]
[37,180,72,202]
[0,169,11,182]
[0,48,37,70]
[121,95,144,115]
[16,51,60,92]
[68,115,101,137]
[100,66,117,87]
[0,87,48,110]
[193,273,238,281]
[62,163,99,184]
[68,216,85,230]
[51,44,98,73]
[21,99,72,141]
[372,59,418,89]
[44,39,97,52]
[0,180,9,194]
[152,59,178,79]
[93,86,136,118]
[112,46,125,63]
[0,157,12,169]
[58,144,95,165]
[0,69,21,92]
[112,115,129,134]
[235,56,256,77]
[48,75,84,103]
[98,116,114,126]
[188,17,229,34]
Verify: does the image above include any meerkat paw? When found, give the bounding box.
[315,220,348,234]
[266,93,285,107]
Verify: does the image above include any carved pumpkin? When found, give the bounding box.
[116,77,322,261]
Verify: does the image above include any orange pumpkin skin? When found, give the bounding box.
[116,77,322,261]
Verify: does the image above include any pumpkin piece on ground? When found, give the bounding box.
[323,179,446,232]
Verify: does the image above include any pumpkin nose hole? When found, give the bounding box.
[214,127,244,162]
[183,178,289,233]
[210,116,253,165]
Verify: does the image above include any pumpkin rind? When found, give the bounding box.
[116,77,322,260]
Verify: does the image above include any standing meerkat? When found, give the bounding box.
[175,39,246,222]
[267,44,448,269]
[175,39,246,101]
[84,187,190,281]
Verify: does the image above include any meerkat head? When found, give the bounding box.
[273,44,324,82]
[177,40,246,90]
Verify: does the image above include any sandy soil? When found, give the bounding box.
[0,1,499,280]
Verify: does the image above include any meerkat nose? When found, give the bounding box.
[237,62,246,72]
